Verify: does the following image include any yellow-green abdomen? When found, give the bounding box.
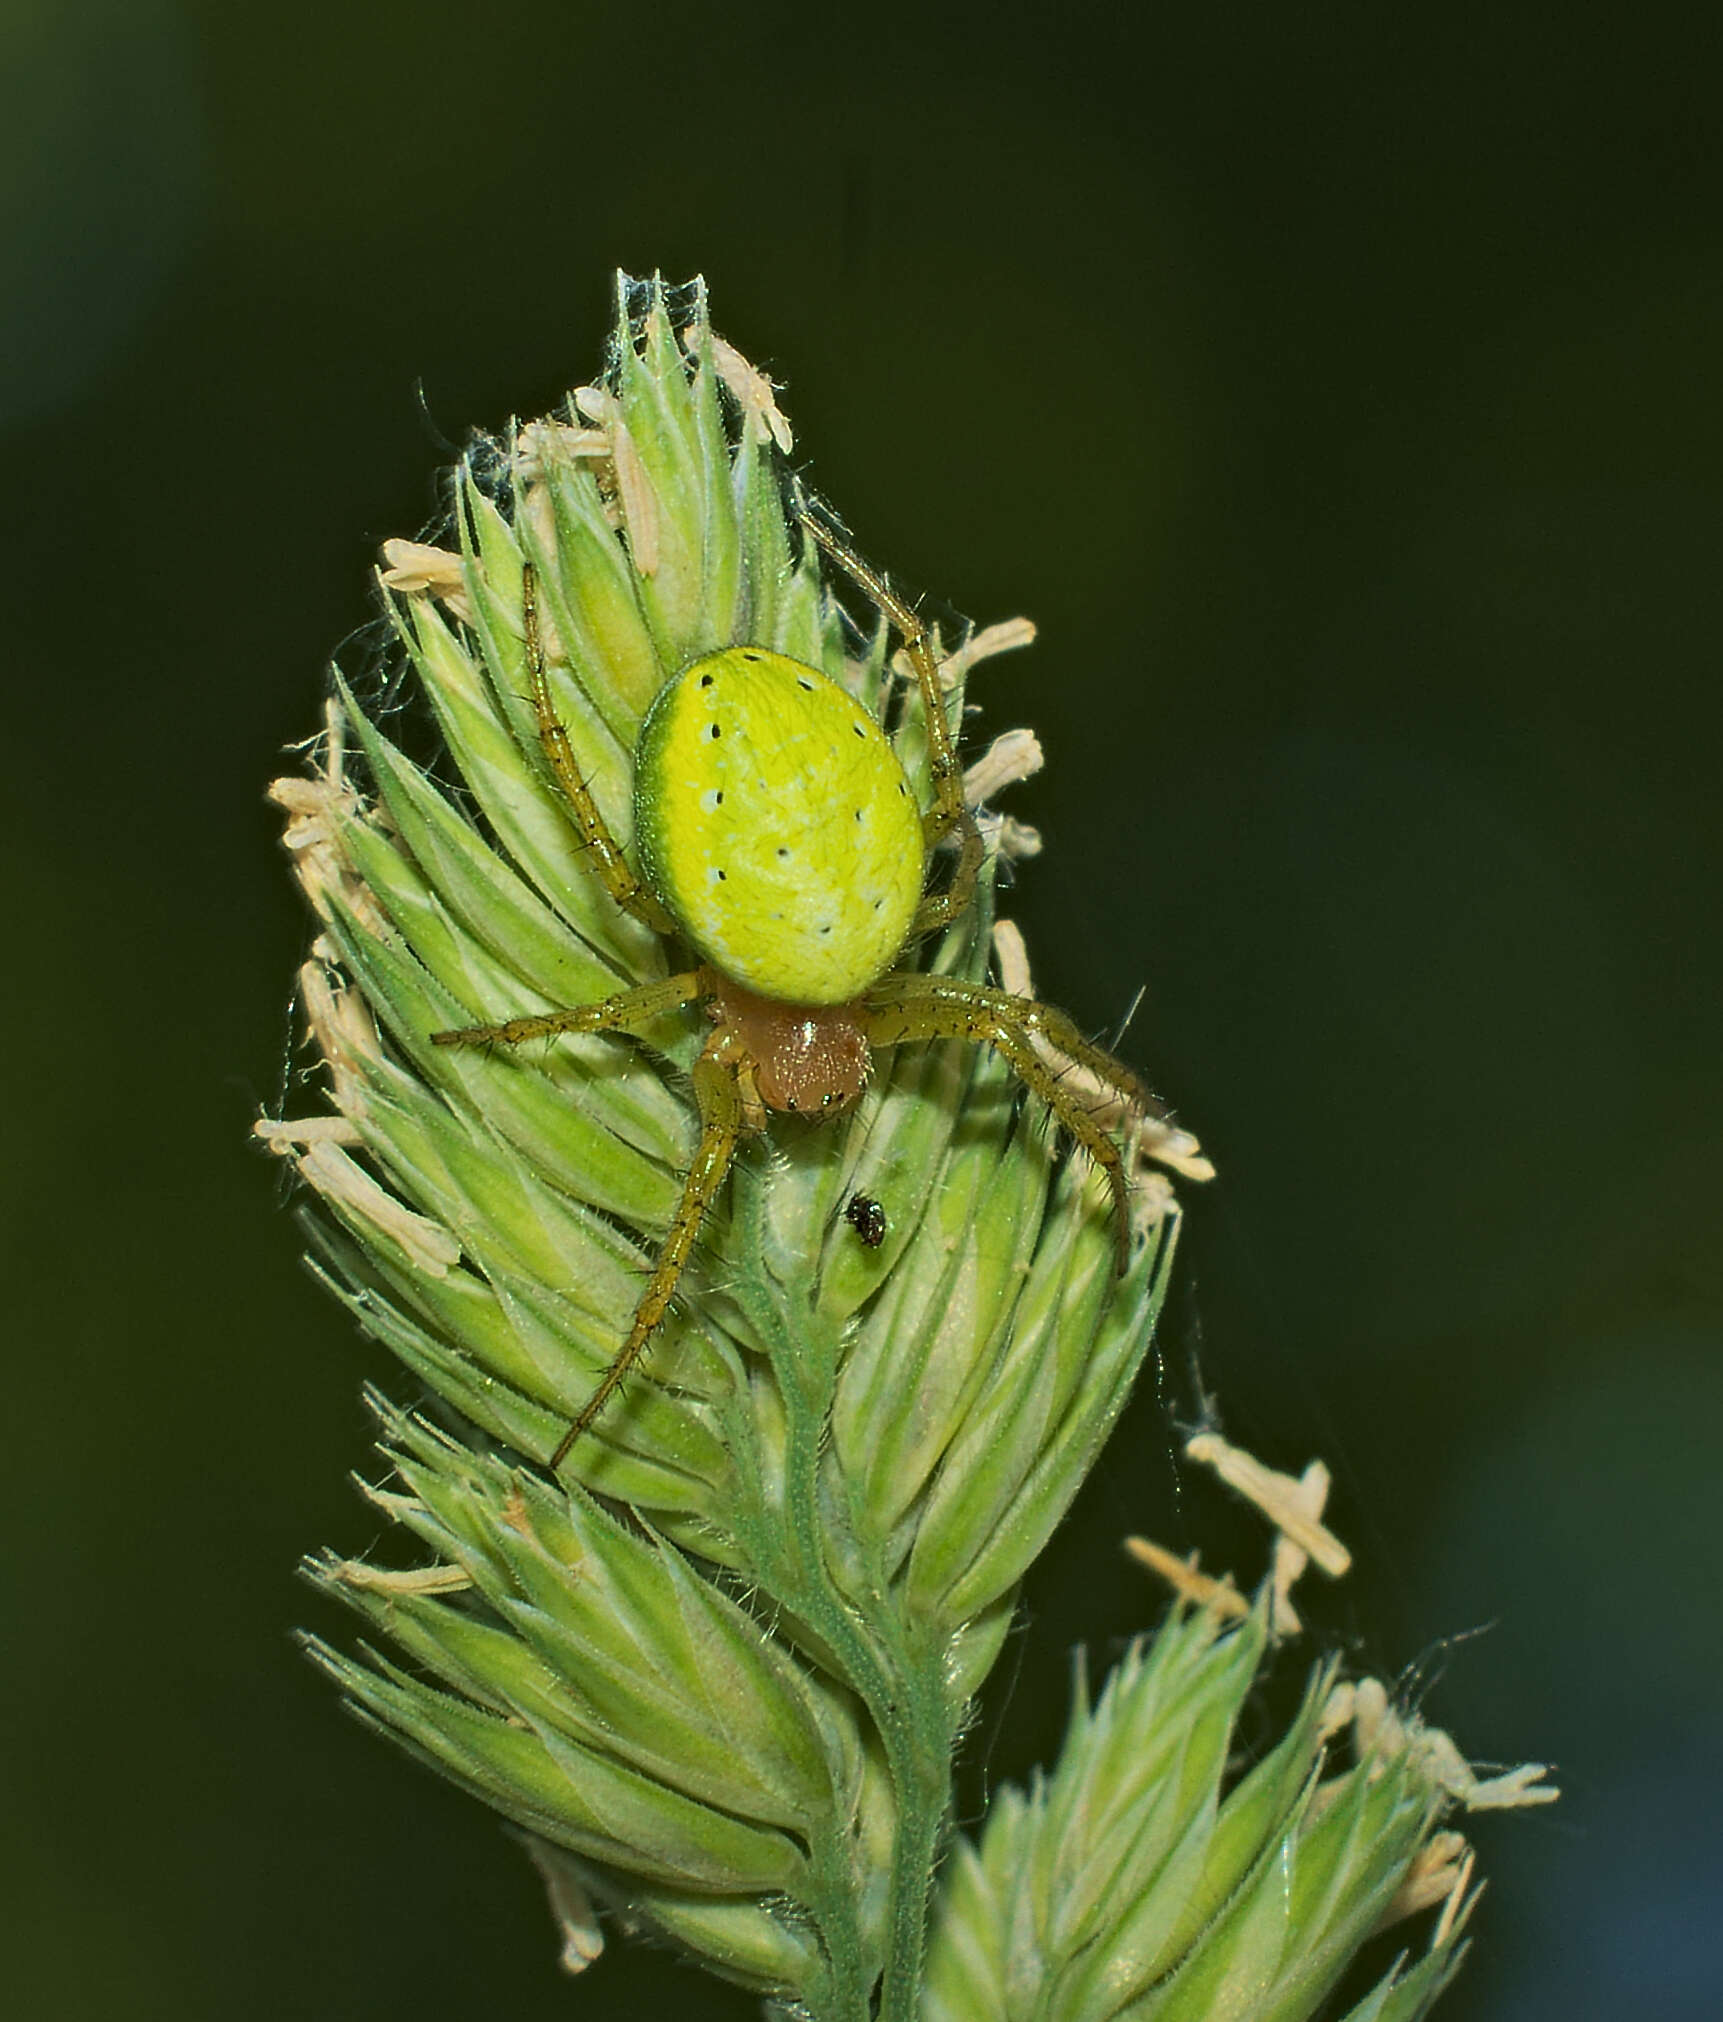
[633,648,925,1005]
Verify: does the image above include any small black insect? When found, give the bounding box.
[844,1193,887,1248]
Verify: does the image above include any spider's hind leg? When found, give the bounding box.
[519,561,677,936]
[861,972,1144,1273]
[800,515,986,938]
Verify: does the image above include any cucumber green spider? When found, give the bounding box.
[432,517,1151,1467]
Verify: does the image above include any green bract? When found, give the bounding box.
[924,1607,1478,2022]
[266,273,1538,2019]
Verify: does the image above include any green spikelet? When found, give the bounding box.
[923,1603,1492,2022]
[264,273,1543,2019]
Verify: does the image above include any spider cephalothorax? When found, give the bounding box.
[433,518,1149,1465]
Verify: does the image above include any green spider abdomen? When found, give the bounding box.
[633,647,926,1005]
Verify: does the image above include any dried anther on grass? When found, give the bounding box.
[265,273,1543,2022]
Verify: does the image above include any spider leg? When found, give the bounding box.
[800,516,986,937]
[521,562,677,936]
[909,814,986,938]
[867,974,1153,1114]
[431,970,707,1049]
[862,973,1140,1272]
[548,1023,751,1468]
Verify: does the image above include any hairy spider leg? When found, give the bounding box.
[861,972,1149,1273]
[801,515,985,937]
[430,969,707,1049]
[547,1023,753,1466]
[433,972,749,1466]
[521,562,677,936]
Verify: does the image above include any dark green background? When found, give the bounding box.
[6,2,1720,2015]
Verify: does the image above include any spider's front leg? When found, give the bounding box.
[432,972,748,1466]
[862,973,1147,1273]
[430,971,707,1050]
[541,1022,754,1467]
